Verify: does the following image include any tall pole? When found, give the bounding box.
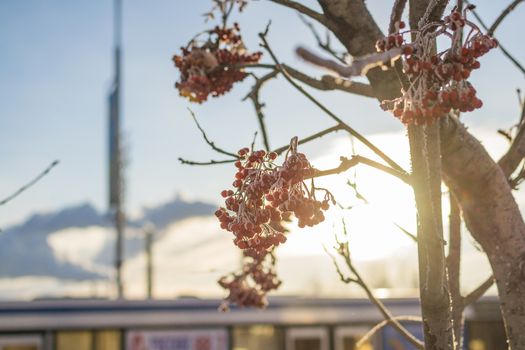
[144,223,155,299]
[109,0,125,299]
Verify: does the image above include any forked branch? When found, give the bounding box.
[312,155,411,184]
[325,224,424,350]
[259,30,407,175]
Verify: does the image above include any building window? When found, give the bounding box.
[55,331,92,350]
[95,330,121,350]
[233,325,283,350]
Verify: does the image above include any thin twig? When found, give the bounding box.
[244,71,279,151]
[188,109,238,158]
[272,124,344,155]
[323,244,358,284]
[462,275,495,307]
[488,0,524,36]
[0,160,59,206]
[178,158,236,166]
[394,223,418,242]
[298,14,346,64]
[258,31,407,174]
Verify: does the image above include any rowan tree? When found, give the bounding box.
[174,1,525,349]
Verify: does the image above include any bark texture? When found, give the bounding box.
[408,123,455,350]
[317,0,400,100]
[441,116,525,349]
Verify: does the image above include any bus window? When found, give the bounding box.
[233,325,283,350]
[55,331,92,350]
[94,330,121,350]
[286,327,329,350]
[0,335,42,350]
[467,321,507,350]
[334,326,373,350]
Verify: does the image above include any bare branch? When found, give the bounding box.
[462,275,495,307]
[488,0,524,36]
[322,244,358,284]
[284,65,375,97]
[298,14,346,64]
[272,124,344,155]
[356,315,422,349]
[267,0,331,28]
[311,155,411,184]
[296,46,402,77]
[259,31,407,174]
[0,160,59,206]
[188,109,238,158]
[236,61,376,96]
[498,122,525,177]
[244,71,279,151]
[332,223,424,350]
[394,223,418,242]
[389,0,408,34]
[178,158,236,166]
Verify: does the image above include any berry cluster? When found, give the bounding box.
[173,24,262,103]
[376,8,497,125]
[215,139,334,309]
[375,21,406,51]
[218,253,281,310]
[216,139,334,255]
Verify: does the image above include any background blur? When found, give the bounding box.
[0,0,523,301]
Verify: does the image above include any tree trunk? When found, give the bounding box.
[441,116,525,349]
[408,123,455,350]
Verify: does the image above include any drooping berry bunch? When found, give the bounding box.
[377,7,497,125]
[216,138,334,257]
[173,24,262,103]
[218,251,281,310]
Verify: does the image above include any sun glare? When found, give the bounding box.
[279,132,417,261]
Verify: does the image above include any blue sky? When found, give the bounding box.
[0,1,524,227]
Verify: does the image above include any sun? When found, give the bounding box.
[278,132,417,261]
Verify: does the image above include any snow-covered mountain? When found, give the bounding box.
[0,196,216,281]
[0,190,496,301]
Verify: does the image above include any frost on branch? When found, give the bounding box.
[173,24,262,103]
[378,8,498,125]
[216,138,335,309]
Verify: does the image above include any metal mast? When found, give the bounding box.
[108,0,125,299]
